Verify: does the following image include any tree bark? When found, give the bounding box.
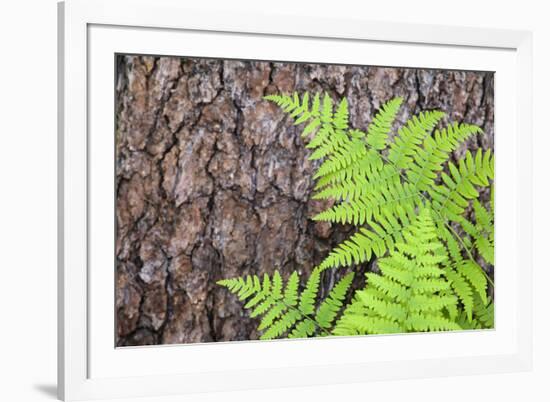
[115,55,494,346]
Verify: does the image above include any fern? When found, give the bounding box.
[432,178,494,323]
[265,93,491,276]
[456,294,494,329]
[434,221,490,323]
[387,110,445,169]
[217,269,355,340]
[430,150,494,221]
[365,97,403,150]
[218,92,494,339]
[469,192,495,265]
[333,209,462,335]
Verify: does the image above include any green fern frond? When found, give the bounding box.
[317,203,419,270]
[218,270,355,340]
[472,198,495,265]
[473,294,494,328]
[435,220,491,324]
[365,97,403,150]
[313,138,369,179]
[314,149,386,193]
[457,260,488,305]
[445,268,474,321]
[317,159,490,274]
[456,294,494,329]
[313,181,421,226]
[308,98,355,167]
[406,123,482,191]
[333,97,349,130]
[264,92,321,135]
[264,92,493,336]
[444,185,494,269]
[307,100,483,273]
[283,271,299,306]
[313,164,399,201]
[430,149,494,221]
[298,269,320,315]
[267,94,360,176]
[333,209,461,335]
[387,110,445,169]
[315,272,354,330]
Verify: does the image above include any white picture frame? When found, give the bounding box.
[58,0,533,400]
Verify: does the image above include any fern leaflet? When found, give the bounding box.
[218,269,355,340]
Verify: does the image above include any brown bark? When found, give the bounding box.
[115,55,494,346]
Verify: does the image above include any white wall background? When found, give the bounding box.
[0,1,547,401]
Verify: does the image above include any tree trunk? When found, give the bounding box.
[115,55,494,346]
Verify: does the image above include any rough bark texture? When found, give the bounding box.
[115,55,494,346]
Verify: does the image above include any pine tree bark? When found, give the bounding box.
[115,55,494,346]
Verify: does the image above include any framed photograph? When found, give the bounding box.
[58,0,533,400]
